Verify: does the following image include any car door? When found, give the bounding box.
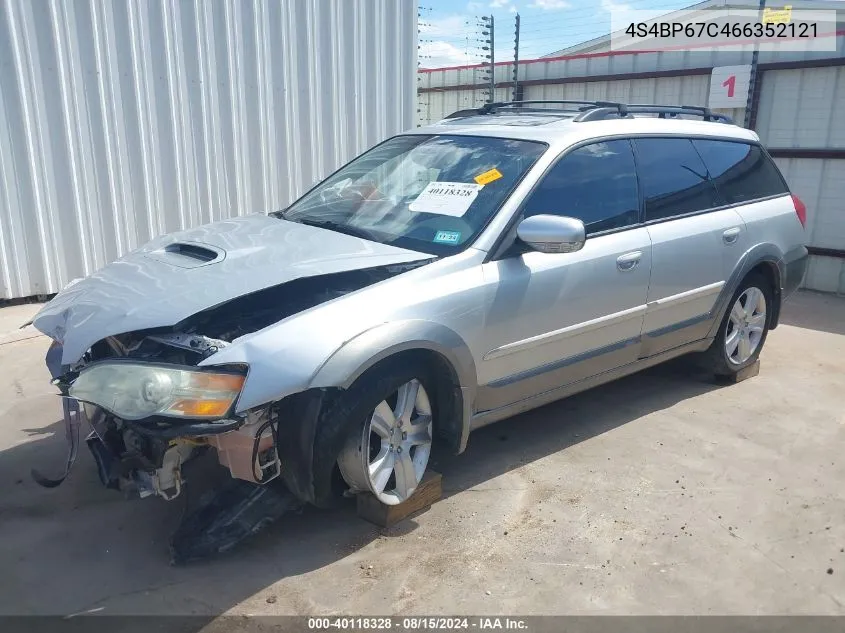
[634,137,749,356]
[475,139,653,412]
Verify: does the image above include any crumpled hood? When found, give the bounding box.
[33,214,431,364]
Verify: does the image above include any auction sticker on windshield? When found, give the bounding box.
[474,167,503,185]
[409,182,483,217]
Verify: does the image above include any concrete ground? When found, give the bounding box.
[1,290,844,616]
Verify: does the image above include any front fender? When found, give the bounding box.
[308,319,477,393]
[309,320,477,454]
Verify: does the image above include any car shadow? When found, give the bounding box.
[431,358,719,498]
[0,358,721,618]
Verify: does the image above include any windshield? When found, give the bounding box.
[280,135,547,255]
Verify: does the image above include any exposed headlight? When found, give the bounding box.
[68,363,245,420]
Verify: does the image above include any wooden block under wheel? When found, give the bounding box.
[717,359,760,384]
[356,471,442,528]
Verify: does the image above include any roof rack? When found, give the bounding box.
[444,100,617,119]
[444,100,734,124]
[574,103,733,123]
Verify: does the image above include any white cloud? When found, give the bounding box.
[419,15,468,37]
[466,1,485,11]
[529,0,571,9]
[419,41,474,68]
[600,0,632,12]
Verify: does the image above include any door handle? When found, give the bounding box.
[617,251,642,272]
[723,227,741,244]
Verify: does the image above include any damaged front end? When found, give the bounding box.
[23,209,442,561]
[32,258,430,562]
[43,338,274,501]
[38,264,412,500]
[43,343,300,564]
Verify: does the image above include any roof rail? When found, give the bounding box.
[483,100,623,113]
[444,100,619,119]
[574,103,733,123]
[444,100,733,124]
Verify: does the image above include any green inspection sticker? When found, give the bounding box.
[433,230,461,245]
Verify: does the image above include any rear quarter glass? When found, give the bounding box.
[692,140,788,204]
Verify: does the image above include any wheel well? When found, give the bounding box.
[748,261,782,329]
[352,348,465,455]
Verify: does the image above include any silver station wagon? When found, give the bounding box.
[31,100,808,559]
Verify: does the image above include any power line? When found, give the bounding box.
[514,7,693,33]
[419,0,700,66]
[498,0,692,15]
[425,0,693,39]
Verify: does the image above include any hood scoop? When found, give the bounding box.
[146,242,225,269]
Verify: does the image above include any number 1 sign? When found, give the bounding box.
[709,65,752,108]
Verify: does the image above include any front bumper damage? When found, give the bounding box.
[27,235,437,562]
[31,397,82,489]
[36,344,309,564]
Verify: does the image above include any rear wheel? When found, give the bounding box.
[337,370,434,506]
[703,273,772,376]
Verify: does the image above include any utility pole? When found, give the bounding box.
[744,0,766,128]
[488,15,495,103]
[512,13,521,102]
[480,15,494,104]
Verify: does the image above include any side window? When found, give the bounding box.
[633,138,720,221]
[522,140,639,235]
[692,140,789,205]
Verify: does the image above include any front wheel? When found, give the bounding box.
[703,273,772,376]
[337,372,434,506]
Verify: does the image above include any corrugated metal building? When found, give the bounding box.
[0,0,417,299]
[418,4,845,293]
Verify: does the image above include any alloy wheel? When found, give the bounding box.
[725,286,767,365]
[338,379,433,505]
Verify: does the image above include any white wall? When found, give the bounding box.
[756,66,845,148]
[774,155,845,294]
[759,65,845,293]
[0,0,417,299]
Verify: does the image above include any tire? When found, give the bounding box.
[330,362,436,506]
[702,272,773,377]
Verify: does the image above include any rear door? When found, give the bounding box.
[692,138,796,250]
[634,137,748,355]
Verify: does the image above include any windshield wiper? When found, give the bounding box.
[294,218,377,241]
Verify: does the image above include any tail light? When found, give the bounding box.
[791,194,807,228]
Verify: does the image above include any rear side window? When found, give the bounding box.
[692,140,789,205]
[523,140,639,235]
[633,138,721,221]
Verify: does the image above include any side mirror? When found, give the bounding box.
[516,215,586,254]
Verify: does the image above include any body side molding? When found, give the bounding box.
[483,304,647,361]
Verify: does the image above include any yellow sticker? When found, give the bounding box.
[762,5,792,24]
[474,168,503,185]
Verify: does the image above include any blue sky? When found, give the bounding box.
[419,0,703,67]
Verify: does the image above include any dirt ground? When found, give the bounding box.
[1,290,844,616]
